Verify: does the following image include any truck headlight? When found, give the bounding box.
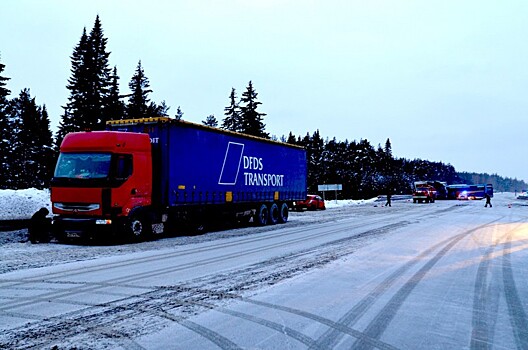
[96,219,112,225]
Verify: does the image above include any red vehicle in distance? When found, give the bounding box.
[413,185,437,203]
[293,194,326,211]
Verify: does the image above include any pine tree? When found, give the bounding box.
[56,28,90,150]
[0,54,11,188]
[35,105,55,187]
[147,100,170,118]
[9,89,41,188]
[105,66,125,120]
[384,138,392,156]
[56,16,113,149]
[202,114,218,127]
[286,132,297,145]
[221,88,241,132]
[175,106,184,120]
[88,15,112,129]
[239,81,268,138]
[126,60,153,119]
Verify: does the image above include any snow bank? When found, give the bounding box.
[0,189,380,221]
[325,197,379,208]
[0,188,52,220]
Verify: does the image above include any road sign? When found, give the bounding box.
[318,184,342,191]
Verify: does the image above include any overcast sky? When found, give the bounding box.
[1,0,527,182]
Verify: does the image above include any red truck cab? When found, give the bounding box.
[51,131,153,240]
[412,185,437,203]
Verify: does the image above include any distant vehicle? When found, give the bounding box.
[293,195,326,211]
[414,181,447,199]
[447,184,493,200]
[413,185,437,203]
[516,191,528,200]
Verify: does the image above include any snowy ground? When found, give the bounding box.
[0,191,527,349]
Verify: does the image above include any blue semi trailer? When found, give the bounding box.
[51,117,307,241]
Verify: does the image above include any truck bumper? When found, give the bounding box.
[53,216,124,240]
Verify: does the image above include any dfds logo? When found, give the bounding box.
[218,142,284,187]
[218,142,244,185]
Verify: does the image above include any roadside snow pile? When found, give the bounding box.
[0,189,380,221]
[0,188,52,220]
[325,197,378,208]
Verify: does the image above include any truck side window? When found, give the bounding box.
[115,155,133,180]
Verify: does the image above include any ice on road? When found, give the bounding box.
[0,193,527,349]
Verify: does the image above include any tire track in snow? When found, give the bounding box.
[0,217,408,315]
[240,298,399,350]
[502,232,528,349]
[0,219,410,348]
[0,203,468,348]
[349,218,504,350]
[469,227,512,349]
[0,221,364,311]
[309,232,466,349]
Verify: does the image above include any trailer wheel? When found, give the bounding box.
[269,203,280,225]
[278,202,289,223]
[256,204,269,226]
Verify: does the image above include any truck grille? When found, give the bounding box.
[53,203,100,212]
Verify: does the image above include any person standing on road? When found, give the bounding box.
[28,207,51,243]
[385,192,392,207]
[484,193,492,207]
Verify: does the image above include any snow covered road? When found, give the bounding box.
[1,193,527,349]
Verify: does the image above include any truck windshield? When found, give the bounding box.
[54,153,111,179]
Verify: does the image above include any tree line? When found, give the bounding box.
[0,16,526,195]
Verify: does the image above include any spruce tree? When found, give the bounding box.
[56,16,113,149]
[0,55,11,189]
[88,15,112,129]
[105,66,125,120]
[126,60,153,119]
[175,106,184,120]
[56,28,90,150]
[147,100,170,118]
[286,132,297,145]
[202,114,218,127]
[9,89,40,188]
[221,88,241,132]
[35,105,55,187]
[239,81,268,138]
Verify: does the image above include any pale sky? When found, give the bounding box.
[1,0,527,181]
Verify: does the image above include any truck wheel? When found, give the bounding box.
[278,202,289,223]
[256,204,269,226]
[127,214,149,241]
[269,203,280,225]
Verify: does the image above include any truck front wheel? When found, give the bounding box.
[127,214,150,242]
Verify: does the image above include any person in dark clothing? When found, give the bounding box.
[385,192,392,207]
[28,207,51,243]
[484,193,492,208]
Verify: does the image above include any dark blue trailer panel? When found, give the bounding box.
[108,119,307,207]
